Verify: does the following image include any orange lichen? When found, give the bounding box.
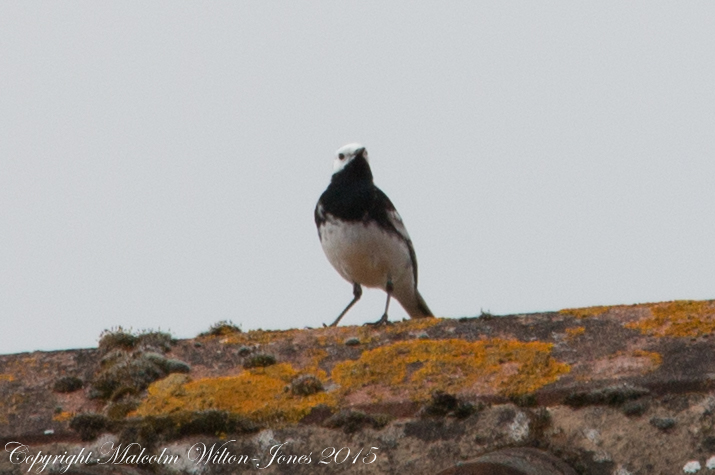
[565,327,586,340]
[631,349,663,369]
[331,338,570,400]
[559,306,612,319]
[625,300,715,338]
[305,348,328,378]
[312,325,380,347]
[53,411,74,422]
[596,349,663,376]
[385,317,443,334]
[0,356,40,381]
[132,364,336,425]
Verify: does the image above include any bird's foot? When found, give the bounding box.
[364,313,391,326]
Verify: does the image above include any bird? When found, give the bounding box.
[314,143,433,326]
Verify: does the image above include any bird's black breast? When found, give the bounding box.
[315,155,400,236]
[316,181,372,222]
[314,155,420,286]
[315,183,397,233]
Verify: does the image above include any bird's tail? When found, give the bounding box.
[399,289,433,318]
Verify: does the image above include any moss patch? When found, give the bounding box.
[625,300,715,337]
[131,365,336,426]
[331,338,570,400]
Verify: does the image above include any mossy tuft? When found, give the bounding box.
[119,410,258,451]
[479,309,494,320]
[200,320,242,337]
[107,399,141,420]
[290,374,323,396]
[243,353,277,369]
[324,410,390,434]
[99,327,173,354]
[527,407,552,446]
[510,393,538,408]
[421,391,479,419]
[136,330,174,353]
[92,328,183,402]
[344,337,361,346]
[622,400,650,417]
[564,385,650,408]
[99,327,138,352]
[144,352,191,374]
[650,417,676,431]
[53,376,84,393]
[69,413,112,441]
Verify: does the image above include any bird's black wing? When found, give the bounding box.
[372,187,419,287]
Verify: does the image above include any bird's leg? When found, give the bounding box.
[328,283,362,327]
[365,279,394,326]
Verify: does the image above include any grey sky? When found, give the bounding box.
[1,2,714,355]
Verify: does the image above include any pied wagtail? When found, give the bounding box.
[315,143,433,326]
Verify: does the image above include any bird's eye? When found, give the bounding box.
[338,153,345,160]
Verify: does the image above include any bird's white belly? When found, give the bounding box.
[320,220,413,289]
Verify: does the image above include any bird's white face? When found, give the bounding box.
[333,143,368,174]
